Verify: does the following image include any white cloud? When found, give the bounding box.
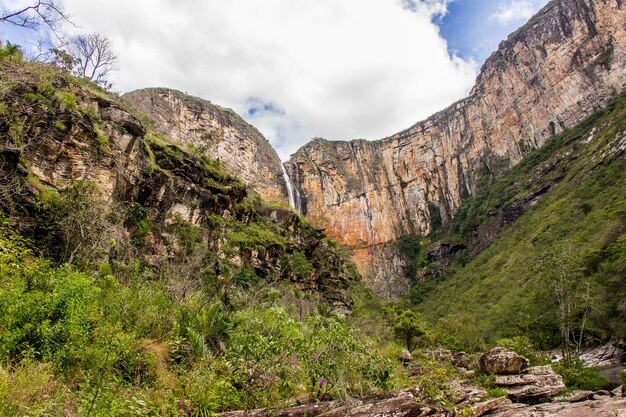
[490,1,534,25]
[53,0,476,160]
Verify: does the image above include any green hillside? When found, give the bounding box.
[413,91,626,351]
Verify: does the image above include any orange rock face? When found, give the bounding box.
[286,0,626,297]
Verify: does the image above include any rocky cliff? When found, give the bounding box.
[0,60,356,311]
[285,0,626,297]
[123,88,288,205]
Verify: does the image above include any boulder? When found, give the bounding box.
[427,348,453,363]
[495,365,564,402]
[407,363,422,377]
[579,343,625,367]
[319,391,447,417]
[479,347,529,375]
[216,387,448,417]
[445,380,486,405]
[487,397,626,417]
[457,368,476,378]
[399,349,413,363]
[452,352,470,368]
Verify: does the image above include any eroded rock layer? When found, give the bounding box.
[124,88,288,205]
[285,0,626,297]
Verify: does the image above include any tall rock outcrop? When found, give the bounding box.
[285,0,626,297]
[124,88,289,205]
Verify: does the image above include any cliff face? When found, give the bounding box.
[123,88,288,205]
[285,0,626,297]
[0,61,357,311]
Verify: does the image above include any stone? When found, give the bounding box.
[452,352,471,368]
[457,368,476,378]
[427,348,453,363]
[470,397,511,417]
[495,365,565,402]
[399,349,413,363]
[553,390,593,402]
[285,0,626,297]
[579,343,626,367]
[445,380,486,406]
[487,397,626,417]
[407,363,422,377]
[479,347,529,375]
[612,385,624,397]
[215,387,448,417]
[295,393,313,406]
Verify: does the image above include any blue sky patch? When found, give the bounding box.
[437,0,549,65]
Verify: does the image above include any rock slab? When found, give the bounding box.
[495,365,565,402]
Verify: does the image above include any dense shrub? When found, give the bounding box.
[552,360,611,391]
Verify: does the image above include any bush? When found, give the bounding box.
[393,310,426,351]
[485,387,508,398]
[0,360,71,416]
[552,360,611,391]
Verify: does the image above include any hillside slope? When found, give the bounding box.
[413,91,626,349]
[285,0,626,297]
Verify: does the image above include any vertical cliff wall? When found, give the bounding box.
[124,88,289,205]
[285,0,626,297]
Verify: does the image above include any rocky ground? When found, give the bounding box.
[217,347,625,417]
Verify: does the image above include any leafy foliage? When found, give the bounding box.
[396,234,425,280]
[552,360,611,391]
[0,217,406,415]
[393,310,426,351]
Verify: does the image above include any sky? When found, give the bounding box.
[1,0,549,160]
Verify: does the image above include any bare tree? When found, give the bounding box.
[0,1,72,38]
[68,33,117,87]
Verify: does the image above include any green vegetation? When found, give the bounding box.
[0,41,23,61]
[396,234,426,280]
[410,91,626,352]
[393,310,426,351]
[0,218,411,415]
[552,360,611,391]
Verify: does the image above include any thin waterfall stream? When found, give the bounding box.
[281,163,299,213]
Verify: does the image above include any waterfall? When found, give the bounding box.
[281,163,298,213]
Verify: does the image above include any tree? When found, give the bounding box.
[0,1,71,38]
[393,310,426,351]
[535,243,598,361]
[68,33,117,87]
